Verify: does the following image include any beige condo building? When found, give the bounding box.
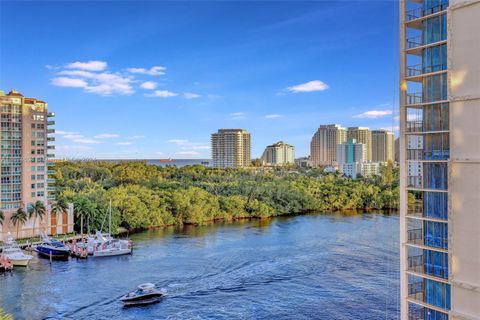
[0,90,73,241]
[372,129,395,162]
[310,124,346,166]
[400,0,480,319]
[261,141,295,166]
[211,129,251,168]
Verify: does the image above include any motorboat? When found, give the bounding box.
[81,231,113,255]
[120,283,166,306]
[93,239,132,257]
[35,233,70,259]
[2,233,33,267]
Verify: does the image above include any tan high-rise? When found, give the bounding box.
[310,124,346,166]
[261,141,295,166]
[371,129,395,162]
[347,127,372,161]
[0,90,73,240]
[211,129,251,168]
[400,0,480,319]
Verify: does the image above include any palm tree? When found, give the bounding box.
[51,199,68,232]
[28,201,46,236]
[10,208,28,238]
[74,198,95,235]
[0,210,4,226]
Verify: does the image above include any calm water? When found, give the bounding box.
[0,213,400,320]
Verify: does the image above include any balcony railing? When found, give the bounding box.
[408,281,424,302]
[47,120,55,126]
[407,121,423,132]
[408,176,422,188]
[407,64,447,78]
[47,129,55,134]
[408,228,423,245]
[408,255,424,274]
[47,145,55,150]
[406,36,423,49]
[47,137,55,142]
[408,201,423,216]
[47,170,55,175]
[47,112,55,117]
[405,4,449,22]
[406,92,422,105]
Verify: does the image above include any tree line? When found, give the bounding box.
[43,160,401,235]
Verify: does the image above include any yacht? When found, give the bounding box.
[35,233,70,259]
[120,283,165,306]
[2,233,33,267]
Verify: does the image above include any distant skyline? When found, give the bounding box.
[0,1,399,159]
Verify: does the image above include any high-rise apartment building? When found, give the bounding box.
[211,129,251,168]
[347,127,372,161]
[372,129,395,162]
[336,138,366,164]
[400,0,480,319]
[261,141,294,166]
[0,90,73,240]
[310,124,346,166]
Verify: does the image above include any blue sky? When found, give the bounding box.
[0,1,399,159]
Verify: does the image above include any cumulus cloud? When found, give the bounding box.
[265,114,282,119]
[66,60,107,71]
[55,130,80,135]
[184,92,201,99]
[127,66,166,76]
[140,81,158,90]
[51,77,88,88]
[286,80,329,93]
[94,133,119,139]
[146,90,178,98]
[116,141,133,145]
[354,110,393,119]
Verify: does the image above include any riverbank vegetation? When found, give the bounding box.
[51,161,401,234]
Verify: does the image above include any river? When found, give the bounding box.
[0,213,400,320]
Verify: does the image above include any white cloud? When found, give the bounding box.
[354,110,393,119]
[184,92,201,99]
[190,145,210,150]
[66,60,107,71]
[265,114,282,119]
[286,80,329,93]
[93,133,119,139]
[176,151,201,157]
[167,139,190,146]
[57,70,96,78]
[116,141,133,145]
[51,77,88,88]
[73,138,103,144]
[55,130,79,135]
[56,145,93,151]
[129,135,145,140]
[84,73,134,95]
[63,134,84,140]
[230,112,246,120]
[127,66,166,76]
[146,90,178,98]
[140,81,157,90]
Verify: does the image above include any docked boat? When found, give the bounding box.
[2,233,33,267]
[93,239,132,257]
[92,199,133,257]
[35,233,70,259]
[120,283,166,306]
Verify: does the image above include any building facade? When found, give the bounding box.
[310,124,346,166]
[0,90,73,240]
[372,129,395,162]
[261,141,294,166]
[336,138,366,164]
[211,129,251,168]
[347,127,372,161]
[400,0,480,319]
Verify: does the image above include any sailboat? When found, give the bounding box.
[93,199,133,257]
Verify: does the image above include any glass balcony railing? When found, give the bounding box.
[408,228,424,246]
[47,145,55,150]
[408,281,424,302]
[406,36,423,49]
[47,120,55,126]
[407,64,447,77]
[408,176,422,189]
[47,112,55,117]
[47,137,55,142]
[47,129,55,134]
[406,4,449,22]
[408,254,448,279]
[406,121,423,132]
[406,92,422,105]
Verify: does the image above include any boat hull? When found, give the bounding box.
[93,248,132,257]
[122,296,162,307]
[10,258,31,267]
[36,246,70,259]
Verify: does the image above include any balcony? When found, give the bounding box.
[47,128,55,134]
[407,121,423,133]
[408,254,448,280]
[408,304,449,320]
[408,176,422,189]
[406,92,422,105]
[47,112,55,117]
[406,64,447,81]
[47,170,55,175]
[47,145,55,150]
[47,154,55,158]
[408,281,424,302]
[406,36,423,49]
[47,137,55,142]
[405,4,449,22]
[408,228,424,246]
[47,120,55,126]
[408,200,423,216]
[47,178,55,184]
